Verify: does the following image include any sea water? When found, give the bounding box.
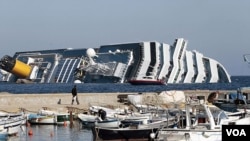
[6,121,93,141]
[1,76,250,141]
[1,76,250,94]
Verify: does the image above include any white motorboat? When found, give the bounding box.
[78,113,120,128]
[27,109,70,125]
[94,118,120,128]
[0,112,26,136]
[77,113,98,128]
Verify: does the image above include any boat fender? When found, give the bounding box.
[28,129,33,136]
[63,121,67,126]
[150,132,156,139]
[50,131,54,137]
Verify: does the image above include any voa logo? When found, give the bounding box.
[226,129,246,136]
[222,125,249,141]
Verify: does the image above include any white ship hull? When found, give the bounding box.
[0,38,231,84]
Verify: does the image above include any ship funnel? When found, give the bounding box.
[0,55,32,78]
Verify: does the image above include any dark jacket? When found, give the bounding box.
[71,86,77,96]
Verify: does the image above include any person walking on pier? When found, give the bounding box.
[71,85,79,105]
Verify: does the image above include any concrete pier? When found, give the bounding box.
[0,90,235,113]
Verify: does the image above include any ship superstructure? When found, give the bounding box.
[183,51,195,83]
[78,48,133,83]
[0,38,232,84]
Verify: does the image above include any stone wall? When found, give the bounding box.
[0,90,235,113]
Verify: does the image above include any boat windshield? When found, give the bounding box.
[210,108,228,119]
[229,93,246,104]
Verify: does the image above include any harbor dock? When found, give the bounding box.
[0,90,235,113]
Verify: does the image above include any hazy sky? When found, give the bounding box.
[0,0,250,76]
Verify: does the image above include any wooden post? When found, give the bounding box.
[70,110,73,128]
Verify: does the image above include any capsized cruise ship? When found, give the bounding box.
[0,38,231,84]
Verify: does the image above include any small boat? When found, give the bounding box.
[88,105,126,117]
[95,118,120,128]
[93,126,159,141]
[27,109,70,125]
[28,114,56,125]
[78,113,98,128]
[92,105,176,140]
[56,113,71,125]
[92,117,170,141]
[78,113,120,128]
[0,112,26,136]
[120,115,150,127]
[0,111,24,117]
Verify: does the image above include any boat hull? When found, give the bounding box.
[56,114,70,125]
[28,114,70,125]
[92,118,170,140]
[28,116,56,125]
[78,114,97,128]
[156,129,221,141]
[92,127,158,141]
[78,113,120,128]
[0,114,26,136]
[0,39,232,84]
[128,79,165,85]
[95,118,120,128]
[0,132,8,140]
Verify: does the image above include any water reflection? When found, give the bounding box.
[9,121,93,141]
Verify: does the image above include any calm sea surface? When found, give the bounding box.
[7,121,93,141]
[0,76,250,94]
[1,76,250,141]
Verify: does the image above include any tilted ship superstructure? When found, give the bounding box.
[0,38,231,84]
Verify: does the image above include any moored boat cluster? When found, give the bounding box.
[80,89,250,141]
[1,88,250,141]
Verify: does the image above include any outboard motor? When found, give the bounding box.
[98,109,107,120]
